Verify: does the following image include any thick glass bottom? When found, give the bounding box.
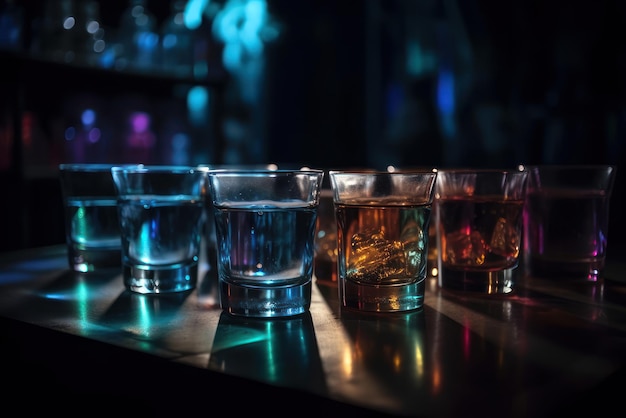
[124,262,198,294]
[220,279,312,318]
[438,266,515,294]
[340,278,425,312]
[525,256,604,282]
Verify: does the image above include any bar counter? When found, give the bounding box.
[2,244,626,416]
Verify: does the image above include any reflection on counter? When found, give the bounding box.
[209,311,328,394]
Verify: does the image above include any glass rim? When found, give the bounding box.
[328,169,437,176]
[59,163,119,172]
[435,167,526,175]
[206,168,324,175]
[110,164,203,174]
[196,163,280,171]
[521,164,616,171]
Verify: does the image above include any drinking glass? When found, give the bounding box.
[207,169,324,317]
[435,168,527,294]
[329,170,437,312]
[111,165,206,294]
[523,165,616,282]
[197,163,278,274]
[59,163,121,273]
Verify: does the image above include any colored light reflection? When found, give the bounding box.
[72,206,88,245]
[264,321,277,381]
[0,272,33,284]
[30,273,114,336]
[12,257,68,272]
[76,277,89,330]
[137,294,152,338]
[463,322,471,360]
[209,312,322,388]
[411,326,424,379]
[336,346,351,378]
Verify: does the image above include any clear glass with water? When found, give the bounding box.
[59,164,121,273]
[207,169,324,317]
[111,165,206,294]
[65,198,120,268]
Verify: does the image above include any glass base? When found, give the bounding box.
[525,257,604,282]
[68,247,121,273]
[340,278,425,312]
[124,262,198,294]
[438,266,515,294]
[219,279,312,318]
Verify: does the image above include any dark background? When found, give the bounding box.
[1,0,625,256]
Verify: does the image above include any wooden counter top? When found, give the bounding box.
[1,245,626,416]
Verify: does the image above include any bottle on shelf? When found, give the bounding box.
[33,0,76,63]
[0,0,23,51]
[30,0,107,67]
[117,0,159,72]
[160,0,194,78]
